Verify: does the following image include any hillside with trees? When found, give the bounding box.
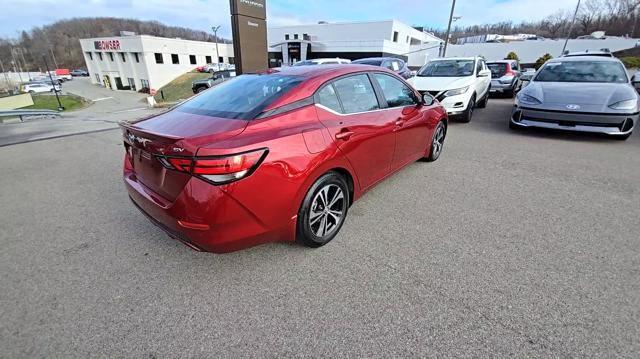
[0,17,230,72]
[427,0,640,41]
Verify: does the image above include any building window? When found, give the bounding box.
[189,55,197,65]
[140,79,149,89]
[86,52,93,61]
[218,56,224,63]
[127,78,136,91]
[108,52,114,61]
[285,34,290,40]
[228,57,235,64]
[97,52,103,61]
[94,73,101,84]
[120,53,126,62]
[205,55,212,64]
[133,53,140,63]
[303,33,310,40]
[393,31,399,42]
[406,35,410,43]
[294,34,299,40]
[154,53,163,64]
[171,54,179,64]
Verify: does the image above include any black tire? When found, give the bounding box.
[477,90,489,108]
[196,86,207,93]
[505,89,515,98]
[209,69,215,74]
[425,120,446,162]
[297,172,350,248]
[459,95,476,123]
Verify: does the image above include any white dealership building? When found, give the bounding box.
[79,34,234,91]
[267,20,443,68]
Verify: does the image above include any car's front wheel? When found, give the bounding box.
[459,95,476,123]
[477,89,489,108]
[297,172,350,248]
[196,86,207,93]
[425,120,446,162]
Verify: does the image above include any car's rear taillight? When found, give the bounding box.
[156,148,268,185]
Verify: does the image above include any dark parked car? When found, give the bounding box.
[352,57,412,79]
[122,65,447,253]
[487,60,522,97]
[191,70,236,93]
[70,69,89,77]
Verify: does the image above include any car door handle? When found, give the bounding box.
[395,119,405,127]
[335,130,354,141]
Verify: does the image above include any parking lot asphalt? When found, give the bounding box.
[1,97,639,357]
[0,78,160,147]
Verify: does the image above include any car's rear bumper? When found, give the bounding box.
[511,106,637,135]
[124,168,291,253]
[490,81,517,92]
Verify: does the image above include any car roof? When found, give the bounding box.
[547,55,621,63]
[562,51,613,58]
[431,57,478,61]
[487,60,516,64]
[310,58,349,61]
[353,57,392,61]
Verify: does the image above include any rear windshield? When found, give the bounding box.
[487,63,507,77]
[353,59,383,66]
[535,61,628,83]
[177,74,303,119]
[417,60,475,77]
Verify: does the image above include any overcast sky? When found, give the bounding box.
[0,0,580,39]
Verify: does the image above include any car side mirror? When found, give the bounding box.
[477,70,490,77]
[423,93,435,106]
[632,73,640,93]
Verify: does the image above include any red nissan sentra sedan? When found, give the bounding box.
[121,65,447,253]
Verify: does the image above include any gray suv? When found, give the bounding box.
[511,56,639,140]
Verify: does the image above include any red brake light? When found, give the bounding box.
[193,151,264,175]
[167,158,193,172]
[157,148,268,185]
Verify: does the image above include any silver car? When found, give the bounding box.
[511,56,639,140]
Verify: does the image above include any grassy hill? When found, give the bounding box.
[154,72,210,103]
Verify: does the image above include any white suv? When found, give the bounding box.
[408,57,491,122]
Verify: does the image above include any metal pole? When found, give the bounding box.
[43,55,64,111]
[212,26,221,65]
[442,0,457,57]
[561,0,581,55]
[50,48,58,68]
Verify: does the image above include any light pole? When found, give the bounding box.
[561,0,581,55]
[42,54,64,111]
[49,48,59,68]
[442,0,458,57]
[212,25,221,65]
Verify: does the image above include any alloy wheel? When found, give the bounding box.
[309,184,346,238]
[432,125,445,158]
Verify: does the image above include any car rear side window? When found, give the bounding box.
[317,84,343,113]
[332,74,379,114]
[177,74,303,120]
[373,73,416,107]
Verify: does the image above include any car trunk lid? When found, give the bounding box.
[121,110,248,201]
